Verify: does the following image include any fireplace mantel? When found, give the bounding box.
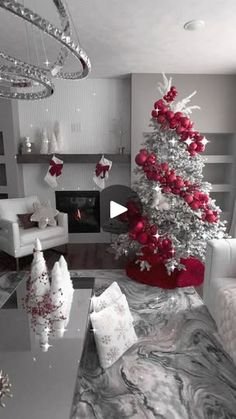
[17,154,131,164]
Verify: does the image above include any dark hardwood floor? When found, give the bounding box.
[0,243,126,272]
[0,243,203,297]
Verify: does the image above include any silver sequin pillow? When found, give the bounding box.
[90,293,137,369]
[91,281,123,312]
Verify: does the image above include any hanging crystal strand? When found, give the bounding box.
[64,0,81,44]
[22,0,31,66]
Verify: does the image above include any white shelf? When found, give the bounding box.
[0,186,8,193]
[205,155,233,163]
[211,184,232,192]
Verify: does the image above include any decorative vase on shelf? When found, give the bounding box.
[118,146,125,155]
[40,128,49,154]
[49,132,58,154]
[21,137,35,154]
[54,121,63,153]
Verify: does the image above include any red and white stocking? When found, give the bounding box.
[44,155,63,188]
[93,155,112,189]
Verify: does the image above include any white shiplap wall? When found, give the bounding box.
[18,78,131,153]
[18,78,131,242]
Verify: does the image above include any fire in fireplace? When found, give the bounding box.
[55,191,100,233]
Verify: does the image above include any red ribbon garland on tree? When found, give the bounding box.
[49,159,63,177]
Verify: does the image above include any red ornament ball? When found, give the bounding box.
[169,119,178,129]
[146,154,156,164]
[154,99,165,110]
[174,112,183,120]
[167,173,176,183]
[206,213,216,223]
[150,225,158,235]
[185,194,194,204]
[180,117,190,128]
[190,201,200,210]
[166,111,175,120]
[196,143,205,152]
[176,125,186,135]
[175,179,185,188]
[135,151,148,166]
[188,142,198,151]
[160,162,169,172]
[157,115,166,124]
[137,232,149,245]
[131,218,145,233]
[151,109,159,118]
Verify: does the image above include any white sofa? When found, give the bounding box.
[204,239,236,363]
[0,195,68,269]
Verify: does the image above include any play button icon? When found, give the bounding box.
[100,184,142,234]
[110,201,127,219]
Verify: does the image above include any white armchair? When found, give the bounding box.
[204,239,236,363]
[203,239,236,320]
[0,195,68,270]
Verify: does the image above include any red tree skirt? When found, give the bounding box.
[126,257,204,289]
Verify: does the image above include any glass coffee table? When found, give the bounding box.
[0,271,94,419]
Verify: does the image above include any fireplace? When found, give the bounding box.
[55,191,100,233]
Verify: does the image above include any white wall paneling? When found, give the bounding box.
[18,78,131,154]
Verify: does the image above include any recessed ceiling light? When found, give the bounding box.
[184,20,205,31]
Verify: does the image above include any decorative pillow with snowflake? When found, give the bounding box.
[91,281,123,312]
[90,293,137,369]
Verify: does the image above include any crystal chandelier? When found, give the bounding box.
[0,0,91,100]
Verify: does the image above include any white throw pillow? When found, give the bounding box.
[91,281,123,312]
[90,293,137,369]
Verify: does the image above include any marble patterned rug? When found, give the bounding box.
[71,270,236,419]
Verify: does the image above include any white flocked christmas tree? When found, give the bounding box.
[113,74,227,276]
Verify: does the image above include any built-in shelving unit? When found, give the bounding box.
[17,153,131,164]
[0,132,8,199]
[202,133,236,226]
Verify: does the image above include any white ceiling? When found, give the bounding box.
[1,0,236,77]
